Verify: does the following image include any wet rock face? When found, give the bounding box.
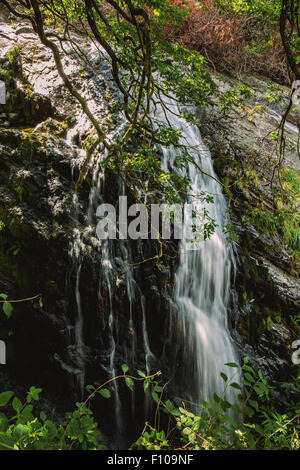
[0,52,53,128]
[0,124,83,403]
[0,19,173,433]
[197,73,299,382]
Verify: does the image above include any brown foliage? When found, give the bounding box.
[166,0,290,84]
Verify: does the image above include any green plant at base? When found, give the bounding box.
[0,361,298,450]
[133,358,299,450]
[0,368,161,450]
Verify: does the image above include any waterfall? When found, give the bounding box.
[65,97,239,429]
[156,96,240,407]
[59,34,239,432]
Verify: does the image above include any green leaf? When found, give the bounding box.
[230,382,242,390]
[249,399,259,412]
[137,370,146,378]
[40,411,47,422]
[3,301,12,319]
[242,364,255,373]
[27,386,42,403]
[121,364,129,374]
[225,362,239,368]
[0,435,15,450]
[244,373,255,383]
[99,388,111,399]
[12,397,22,414]
[0,412,8,432]
[225,415,238,428]
[125,377,134,391]
[232,404,242,414]
[0,294,8,300]
[13,423,28,439]
[164,399,174,411]
[20,405,33,423]
[143,380,149,393]
[242,380,251,387]
[220,372,228,382]
[0,391,13,407]
[45,420,58,440]
[245,406,255,418]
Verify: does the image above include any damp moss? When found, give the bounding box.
[20,134,45,161]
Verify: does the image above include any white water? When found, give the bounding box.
[156,97,240,406]
[66,92,240,415]
[59,33,239,415]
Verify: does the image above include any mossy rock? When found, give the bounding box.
[33,118,68,138]
[0,48,52,127]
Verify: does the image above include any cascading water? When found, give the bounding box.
[156,96,240,407]
[55,34,239,437]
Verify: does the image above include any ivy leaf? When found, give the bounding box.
[3,301,12,319]
[143,380,149,393]
[125,377,134,392]
[121,364,129,374]
[98,388,111,399]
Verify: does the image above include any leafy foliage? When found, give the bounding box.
[0,0,255,207]
[0,369,160,450]
[133,358,300,450]
[0,361,298,450]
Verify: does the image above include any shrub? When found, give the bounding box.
[165,0,290,84]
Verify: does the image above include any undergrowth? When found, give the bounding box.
[0,359,298,450]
